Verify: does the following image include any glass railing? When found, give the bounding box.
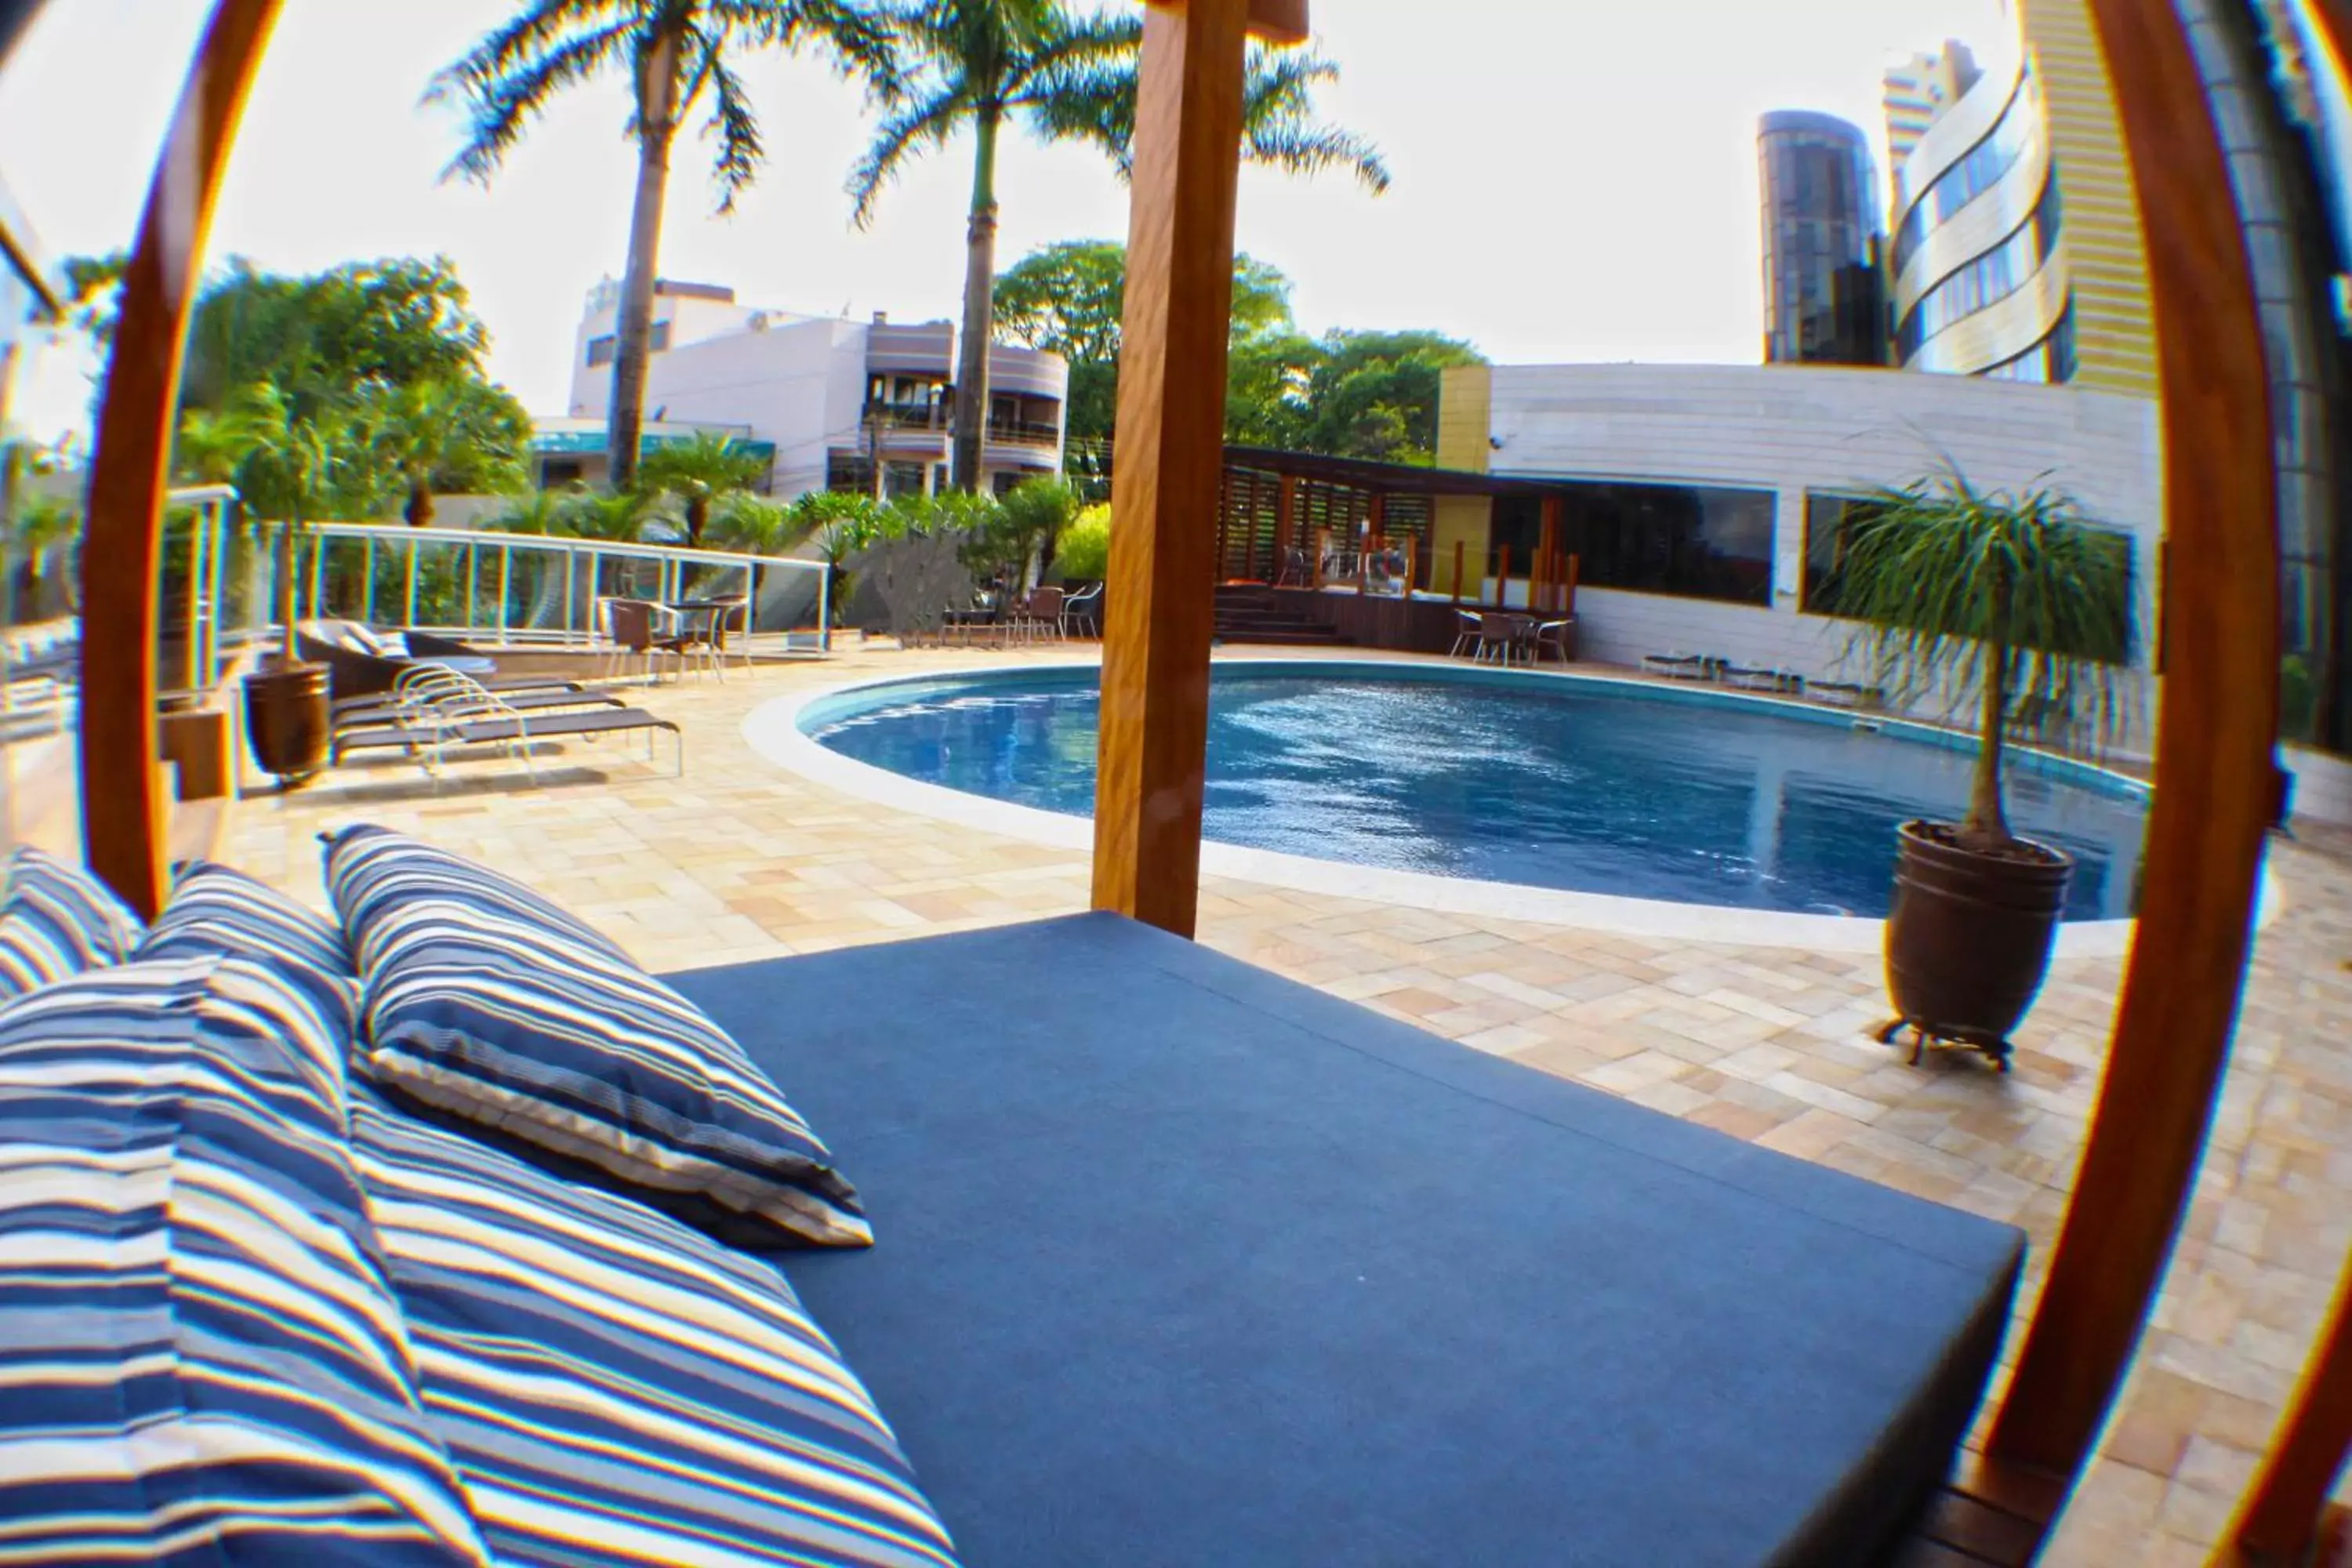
[174,502,833,695]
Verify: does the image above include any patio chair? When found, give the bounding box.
[1533,617,1575,666]
[600,598,701,684]
[1449,609,1483,659]
[1473,612,1526,666]
[1061,583,1104,638]
[1022,586,1066,644]
[329,665,683,779]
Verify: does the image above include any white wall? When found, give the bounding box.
[1483,363,2164,716]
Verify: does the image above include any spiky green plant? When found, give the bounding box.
[1830,469,2135,853]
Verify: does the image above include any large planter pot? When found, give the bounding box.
[242,661,330,789]
[1879,818,2073,1071]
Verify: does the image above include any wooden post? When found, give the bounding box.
[1402,535,1417,596]
[1089,0,1259,938]
[1450,539,1465,604]
[1538,496,1561,615]
[1497,544,1511,608]
[1275,474,1297,579]
[1564,552,1579,618]
[78,0,284,919]
[2224,1258,2352,1562]
[1981,0,2280,1486]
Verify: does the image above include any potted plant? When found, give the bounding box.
[1830,469,2135,1070]
[226,384,358,787]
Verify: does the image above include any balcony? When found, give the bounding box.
[859,404,1063,451]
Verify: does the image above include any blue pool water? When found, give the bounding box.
[805,667,2148,920]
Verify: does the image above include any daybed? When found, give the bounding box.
[0,836,2023,1566]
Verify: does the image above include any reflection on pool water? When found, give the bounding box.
[804,666,2149,921]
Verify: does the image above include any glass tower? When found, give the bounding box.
[1758,112,1887,365]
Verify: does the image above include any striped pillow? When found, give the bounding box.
[356,895,869,1248]
[325,824,633,967]
[351,1091,959,1568]
[0,844,144,998]
[138,859,355,1022]
[0,954,491,1565]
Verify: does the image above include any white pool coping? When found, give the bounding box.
[742,658,2280,958]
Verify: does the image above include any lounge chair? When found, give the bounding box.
[329,666,682,779]
[296,624,587,705]
[1642,651,1721,681]
[1722,663,1802,694]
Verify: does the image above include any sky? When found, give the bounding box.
[0,0,2010,445]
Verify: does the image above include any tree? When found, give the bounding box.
[992,239,1295,448]
[434,1,891,492]
[851,2,1385,492]
[180,257,494,413]
[205,380,371,662]
[362,377,532,527]
[636,429,771,546]
[1297,330,1485,465]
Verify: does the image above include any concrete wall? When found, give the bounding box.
[1479,362,2164,721]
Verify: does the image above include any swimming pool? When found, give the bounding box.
[798,663,2149,921]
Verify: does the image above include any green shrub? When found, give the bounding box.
[1052,503,1111,583]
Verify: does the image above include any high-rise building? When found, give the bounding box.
[1757,112,1887,365]
[1883,40,1983,172]
[2009,0,2159,399]
[1887,49,2074,380]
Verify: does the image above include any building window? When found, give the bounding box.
[884,461,926,499]
[1897,180,2064,362]
[585,335,616,367]
[827,452,875,495]
[1802,492,1885,613]
[1495,481,1778,606]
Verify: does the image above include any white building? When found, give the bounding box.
[1433,361,2160,717]
[550,278,1069,499]
[1882,39,1982,174]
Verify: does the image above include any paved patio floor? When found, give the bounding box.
[223,642,2352,1566]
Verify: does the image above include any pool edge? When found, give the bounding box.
[742,658,2202,959]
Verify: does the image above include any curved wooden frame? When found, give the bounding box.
[77,0,282,918]
[67,0,2324,1552]
[1980,0,2281,1488]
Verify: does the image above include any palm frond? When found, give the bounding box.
[848,87,968,227]
[1239,48,1388,190]
[695,42,765,209]
[1832,470,2136,752]
[433,10,642,186]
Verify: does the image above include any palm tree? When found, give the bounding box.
[635,429,772,546]
[219,380,364,664]
[362,378,532,527]
[849,0,1387,492]
[433,1,892,492]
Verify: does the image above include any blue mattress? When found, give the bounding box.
[670,913,2023,1567]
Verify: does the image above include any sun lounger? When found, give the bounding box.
[331,704,681,773]
[298,630,588,706]
[330,685,626,733]
[1642,651,1722,680]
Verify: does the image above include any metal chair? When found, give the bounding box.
[601,598,691,684]
[1533,618,1574,666]
[1449,610,1483,658]
[1023,586,1066,644]
[1474,612,1524,665]
[1062,583,1104,638]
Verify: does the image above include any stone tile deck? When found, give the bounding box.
[223,642,2352,1566]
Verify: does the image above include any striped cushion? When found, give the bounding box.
[0,844,144,998]
[355,895,869,1248]
[138,859,355,1022]
[325,824,633,967]
[351,1091,960,1568]
[0,954,491,1565]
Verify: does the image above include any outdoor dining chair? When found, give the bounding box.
[1474,612,1526,665]
[1062,583,1104,638]
[1449,609,1483,659]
